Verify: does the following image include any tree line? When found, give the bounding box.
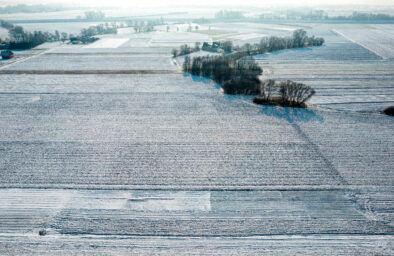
[173,29,324,58]
[84,11,106,20]
[259,10,394,21]
[79,23,117,38]
[232,29,324,57]
[124,19,165,33]
[0,22,60,49]
[0,19,117,49]
[330,12,394,21]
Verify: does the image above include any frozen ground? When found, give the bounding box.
[0,23,393,254]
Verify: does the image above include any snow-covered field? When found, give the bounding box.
[332,25,394,60]
[0,74,212,94]
[85,38,130,48]
[1,54,178,71]
[149,31,211,47]
[0,21,393,254]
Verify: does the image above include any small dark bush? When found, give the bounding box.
[39,229,47,236]
[222,78,260,95]
[382,106,394,116]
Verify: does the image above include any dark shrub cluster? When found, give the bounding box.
[183,55,262,94]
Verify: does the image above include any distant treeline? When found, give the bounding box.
[330,12,394,21]
[0,19,117,49]
[0,4,74,14]
[83,11,106,20]
[126,19,165,33]
[80,23,117,38]
[0,20,14,30]
[173,29,324,57]
[260,10,394,21]
[71,23,118,44]
[215,10,245,20]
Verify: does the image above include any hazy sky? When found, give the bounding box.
[1,0,393,7]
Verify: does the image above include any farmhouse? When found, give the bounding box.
[202,41,222,52]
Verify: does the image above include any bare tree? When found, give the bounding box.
[194,42,201,51]
[260,80,277,101]
[279,80,315,106]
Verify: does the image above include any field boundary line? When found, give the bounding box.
[0,70,182,75]
[0,184,391,191]
[331,29,386,60]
